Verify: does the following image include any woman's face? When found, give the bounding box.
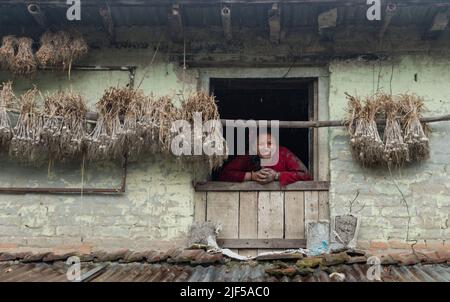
[257,133,276,159]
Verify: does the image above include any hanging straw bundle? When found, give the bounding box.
[147,96,181,154]
[346,93,384,166]
[59,91,88,159]
[0,36,17,70]
[137,94,158,153]
[36,31,57,66]
[36,30,88,71]
[86,87,138,160]
[122,89,147,160]
[0,81,15,148]
[40,90,88,160]
[69,31,88,63]
[180,91,227,169]
[381,94,409,166]
[9,86,45,162]
[400,94,430,162]
[41,91,64,158]
[11,37,37,76]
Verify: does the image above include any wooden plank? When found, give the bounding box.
[304,191,319,223]
[238,192,258,257]
[217,239,306,249]
[258,192,284,238]
[258,192,284,254]
[318,191,330,221]
[195,181,330,192]
[193,192,207,222]
[206,192,239,239]
[284,192,305,239]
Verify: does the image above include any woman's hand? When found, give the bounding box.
[255,168,278,184]
[245,169,279,184]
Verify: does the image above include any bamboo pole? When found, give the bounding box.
[6,108,450,128]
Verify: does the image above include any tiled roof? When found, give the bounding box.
[0,248,449,282]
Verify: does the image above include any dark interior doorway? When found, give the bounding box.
[210,78,313,180]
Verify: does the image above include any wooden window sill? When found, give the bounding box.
[194,181,329,192]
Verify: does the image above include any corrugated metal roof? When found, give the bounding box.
[0,248,449,282]
[1,261,448,282]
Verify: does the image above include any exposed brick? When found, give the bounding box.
[412,241,427,250]
[0,243,18,249]
[425,240,444,250]
[370,240,389,250]
[356,241,370,250]
[388,240,413,250]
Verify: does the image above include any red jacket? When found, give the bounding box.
[218,146,312,186]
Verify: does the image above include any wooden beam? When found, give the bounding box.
[168,4,184,42]
[378,2,397,40]
[99,5,115,39]
[217,238,306,249]
[318,7,337,40]
[268,3,281,44]
[194,181,330,192]
[27,3,46,27]
[423,10,449,39]
[221,6,232,40]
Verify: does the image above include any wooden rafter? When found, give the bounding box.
[378,2,397,40]
[318,7,337,41]
[221,6,232,40]
[99,4,115,39]
[423,9,449,39]
[27,3,46,27]
[168,4,184,42]
[268,3,281,44]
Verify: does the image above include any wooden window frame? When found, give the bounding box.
[195,67,330,190]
